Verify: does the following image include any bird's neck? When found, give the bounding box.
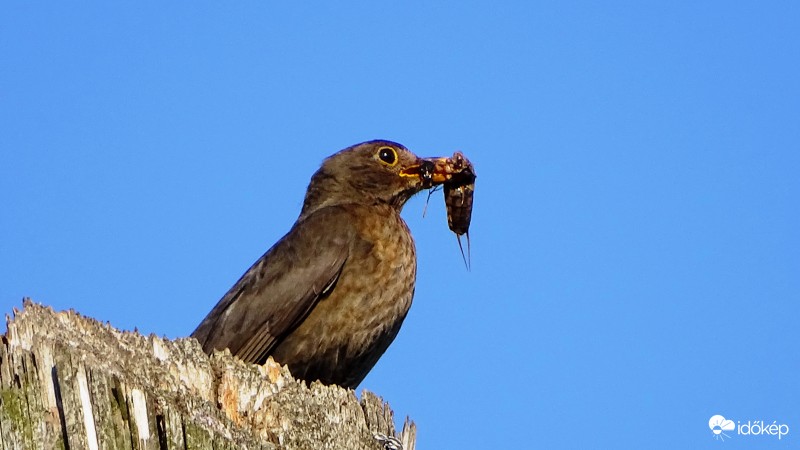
[299,174,411,221]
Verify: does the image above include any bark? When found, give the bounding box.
[0,300,415,450]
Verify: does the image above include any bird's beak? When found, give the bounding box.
[400,157,456,189]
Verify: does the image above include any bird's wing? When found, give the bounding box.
[191,206,354,364]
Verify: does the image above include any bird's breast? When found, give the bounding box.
[270,204,417,387]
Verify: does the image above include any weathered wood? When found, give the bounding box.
[0,300,415,449]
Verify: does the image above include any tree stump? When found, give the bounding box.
[0,300,415,450]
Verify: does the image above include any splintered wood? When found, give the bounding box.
[0,300,415,450]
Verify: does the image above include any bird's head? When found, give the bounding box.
[300,140,454,217]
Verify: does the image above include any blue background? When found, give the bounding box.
[2,2,798,448]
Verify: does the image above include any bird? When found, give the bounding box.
[192,140,453,388]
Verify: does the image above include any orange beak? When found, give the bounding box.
[400,156,460,189]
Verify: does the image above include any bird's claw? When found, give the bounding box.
[374,432,404,450]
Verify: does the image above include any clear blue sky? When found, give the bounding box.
[2,2,798,449]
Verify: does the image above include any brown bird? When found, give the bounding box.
[192,140,455,388]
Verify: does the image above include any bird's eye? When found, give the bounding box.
[377,147,398,166]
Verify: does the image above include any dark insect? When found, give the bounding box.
[418,160,437,189]
[443,151,476,269]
